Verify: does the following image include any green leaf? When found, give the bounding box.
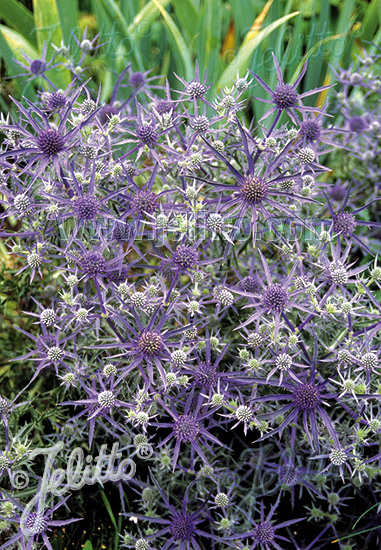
[229,0,257,42]
[83,541,93,550]
[197,0,222,84]
[369,27,381,55]
[289,33,345,84]
[96,0,144,71]
[216,11,300,91]
[56,0,79,45]
[151,0,193,81]
[32,0,63,55]
[100,489,117,530]
[332,0,355,64]
[362,0,381,42]
[121,0,139,22]
[171,0,199,43]
[100,69,113,103]
[304,0,330,93]
[128,0,171,35]
[283,4,303,80]
[0,25,38,60]
[0,0,36,47]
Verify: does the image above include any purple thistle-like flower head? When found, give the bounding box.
[332,212,356,235]
[47,92,67,110]
[330,184,347,201]
[194,362,218,390]
[98,390,115,409]
[273,84,298,109]
[192,116,209,134]
[79,251,106,276]
[240,276,259,293]
[172,245,199,270]
[349,116,367,132]
[154,99,174,114]
[263,284,288,313]
[137,124,158,146]
[329,263,348,285]
[170,513,196,541]
[240,176,269,205]
[37,128,65,155]
[30,59,47,75]
[300,119,322,142]
[187,82,206,99]
[130,71,146,88]
[293,383,321,410]
[138,331,163,358]
[112,222,132,242]
[279,466,300,486]
[73,195,99,220]
[131,190,159,215]
[173,415,200,442]
[254,521,275,543]
[25,512,47,534]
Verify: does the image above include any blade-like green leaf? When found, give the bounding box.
[0,0,36,47]
[0,27,34,101]
[100,489,117,530]
[56,0,79,45]
[172,0,199,43]
[369,27,381,55]
[32,0,63,55]
[121,0,139,23]
[100,68,113,103]
[332,0,355,65]
[216,12,300,91]
[281,0,302,82]
[289,33,346,84]
[0,25,38,60]
[91,0,114,47]
[362,0,381,42]
[128,0,171,35]
[229,0,258,43]
[96,0,144,71]
[197,0,222,84]
[151,0,193,81]
[304,0,330,93]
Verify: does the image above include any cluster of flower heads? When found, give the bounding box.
[329,47,381,213]
[0,40,380,550]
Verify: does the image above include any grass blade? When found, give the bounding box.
[0,25,38,60]
[362,0,381,42]
[333,0,355,66]
[216,11,300,91]
[96,0,144,71]
[32,0,63,55]
[151,0,193,81]
[0,27,34,100]
[128,0,171,35]
[100,489,117,529]
[197,0,222,84]
[0,0,36,47]
[289,33,346,84]
[304,0,330,93]
[56,0,79,45]
[172,0,199,43]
